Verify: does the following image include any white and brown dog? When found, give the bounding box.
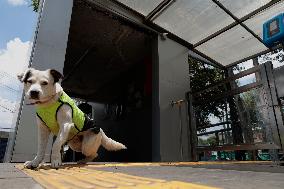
[18,68,126,169]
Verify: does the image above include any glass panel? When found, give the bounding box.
[154,0,234,44]
[244,1,284,40]
[219,0,271,18]
[243,91,268,144]
[196,25,268,66]
[195,87,273,145]
[116,0,163,16]
[191,57,277,160]
[236,73,256,87]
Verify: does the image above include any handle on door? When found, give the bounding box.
[171,99,185,107]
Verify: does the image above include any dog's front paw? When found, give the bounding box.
[24,160,39,169]
[51,158,62,169]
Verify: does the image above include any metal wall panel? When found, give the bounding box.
[12,0,73,162]
[158,36,191,161]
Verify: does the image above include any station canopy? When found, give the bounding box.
[115,0,284,67]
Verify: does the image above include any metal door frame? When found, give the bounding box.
[187,61,284,161]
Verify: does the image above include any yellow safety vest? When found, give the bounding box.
[36,91,85,136]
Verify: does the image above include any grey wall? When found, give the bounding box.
[157,36,191,161]
[12,0,73,162]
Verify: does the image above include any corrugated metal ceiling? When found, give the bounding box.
[116,0,284,67]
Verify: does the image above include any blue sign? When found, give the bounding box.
[263,13,284,48]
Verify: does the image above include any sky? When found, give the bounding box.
[0,0,37,131]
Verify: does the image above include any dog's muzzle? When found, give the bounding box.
[30,90,40,99]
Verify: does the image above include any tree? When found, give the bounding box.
[242,90,258,127]
[258,49,284,64]
[31,0,39,12]
[198,136,216,146]
[189,56,226,127]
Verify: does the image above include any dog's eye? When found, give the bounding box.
[27,80,33,84]
[41,81,48,86]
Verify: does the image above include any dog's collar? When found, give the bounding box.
[26,93,59,106]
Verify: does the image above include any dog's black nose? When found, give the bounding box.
[30,90,39,99]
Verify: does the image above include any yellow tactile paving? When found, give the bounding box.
[17,163,221,189]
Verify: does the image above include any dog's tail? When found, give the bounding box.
[100,129,127,151]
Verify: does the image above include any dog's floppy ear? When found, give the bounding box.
[17,68,33,83]
[50,69,63,83]
[17,73,25,82]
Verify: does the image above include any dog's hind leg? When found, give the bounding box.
[68,136,82,152]
[78,130,102,164]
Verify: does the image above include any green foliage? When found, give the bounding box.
[259,48,284,64]
[241,90,260,130]
[198,136,217,146]
[189,57,226,127]
[242,91,256,116]
[30,0,39,12]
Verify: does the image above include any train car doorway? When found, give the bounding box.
[62,1,155,162]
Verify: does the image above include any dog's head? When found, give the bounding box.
[17,68,63,103]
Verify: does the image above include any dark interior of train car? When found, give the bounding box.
[62,0,155,162]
